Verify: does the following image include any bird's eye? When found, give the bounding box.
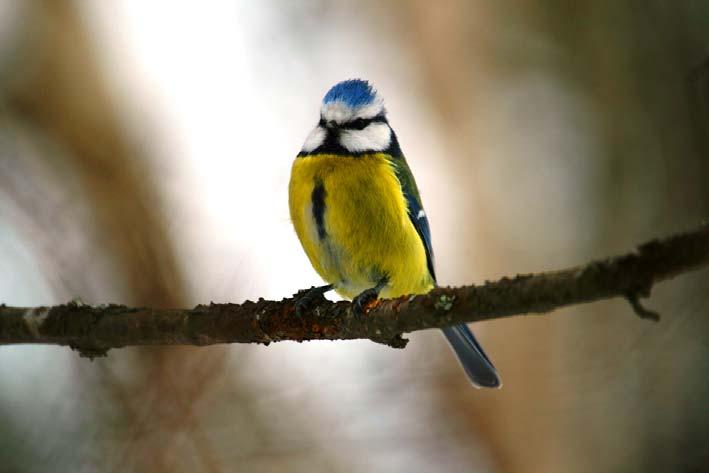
[351,118,368,130]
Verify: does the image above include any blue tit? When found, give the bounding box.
[289,79,500,388]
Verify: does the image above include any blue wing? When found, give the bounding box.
[392,155,500,388]
[391,157,436,282]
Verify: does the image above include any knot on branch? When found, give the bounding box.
[625,291,660,322]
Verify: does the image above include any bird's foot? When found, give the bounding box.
[352,288,380,316]
[352,278,387,316]
[293,284,333,317]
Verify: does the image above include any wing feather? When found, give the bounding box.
[390,156,436,282]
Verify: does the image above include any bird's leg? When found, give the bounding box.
[352,278,388,315]
[293,284,334,317]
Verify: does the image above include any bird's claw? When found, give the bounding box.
[352,288,380,316]
[293,285,332,317]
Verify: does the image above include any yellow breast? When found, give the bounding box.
[289,153,434,299]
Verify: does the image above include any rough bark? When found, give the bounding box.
[1,224,707,358]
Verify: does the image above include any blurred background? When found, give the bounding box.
[1,1,708,472]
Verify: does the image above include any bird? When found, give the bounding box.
[288,79,500,388]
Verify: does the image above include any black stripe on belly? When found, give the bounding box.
[311,181,327,240]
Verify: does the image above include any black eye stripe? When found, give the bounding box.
[341,115,387,130]
[345,118,368,130]
[317,114,387,130]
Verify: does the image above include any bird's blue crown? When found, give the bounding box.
[322,79,378,108]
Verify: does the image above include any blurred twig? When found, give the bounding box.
[1,224,708,356]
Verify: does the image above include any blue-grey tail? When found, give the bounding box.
[442,324,501,388]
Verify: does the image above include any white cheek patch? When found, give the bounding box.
[339,122,392,153]
[301,126,326,152]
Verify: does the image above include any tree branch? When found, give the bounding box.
[1,224,708,358]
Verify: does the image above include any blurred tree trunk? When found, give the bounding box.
[1,1,201,471]
[4,0,185,307]
[394,1,709,472]
[0,2,222,471]
[0,2,355,472]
